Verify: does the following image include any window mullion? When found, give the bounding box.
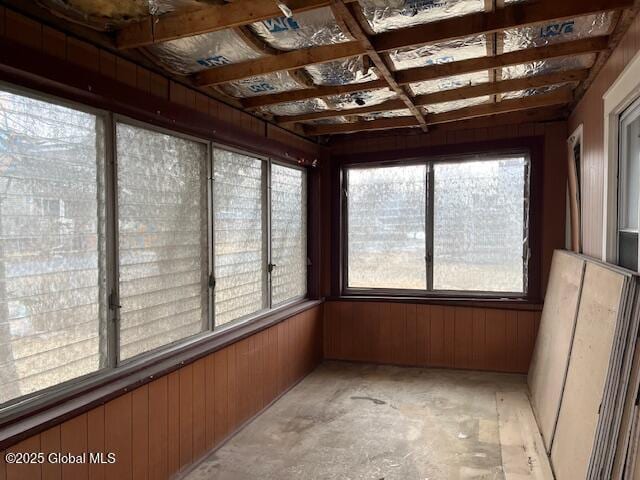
[265,159,272,310]
[208,144,215,332]
[426,163,435,292]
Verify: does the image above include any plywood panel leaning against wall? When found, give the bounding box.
[528,250,586,451]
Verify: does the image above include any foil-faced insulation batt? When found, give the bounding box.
[147,29,263,75]
[261,99,330,117]
[219,72,305,98]
[360,109,413,121]
[390,35,488,71]
[410,71,490,96]
[502,13,614,52]
[358,0,485,33]
[500,83,569,101]
[249,8,377,86]
[326,88,399,110]
[500,53,596,80]
[424,95,492,114]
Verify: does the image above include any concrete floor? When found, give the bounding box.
[184,362,530,480]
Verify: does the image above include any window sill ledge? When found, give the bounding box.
[327,295,543,311]
[0,298,323,450]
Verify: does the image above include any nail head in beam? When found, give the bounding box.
[192,41,366,86]
[396,36,609,85]
[116,0,333,49]
[372,0,632,52]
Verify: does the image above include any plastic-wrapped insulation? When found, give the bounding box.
[500,53,596,80]
[220,72,305,98]
[249,7,376,86]
[261,99,330,117]
[325,88,399,110]
[146,29,263,75]
[424,95,492,114]
[503,13,614,52]
[359,109,413,121]
[358,0,485,33]
[390,34,488,71]
[499,83,572,101]
[36,0,203,30]
[303,117,351,125]
[410,71,490,96]
[249,7,349,50]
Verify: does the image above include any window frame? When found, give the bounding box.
[0,84,312,422]
[341,151,531,299]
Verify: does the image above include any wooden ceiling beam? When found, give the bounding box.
[372,0,632,52]
[193,41,365,86]
[277,99,407,124]
[414,68,588,106]
[330,1,428,131]
[276,69,585,124]
[241,79,387,108]
[304,117,420,135]
[306,88,573,135]
[116,0,333,49]
[426,87,574,125]
[396,36,609,85]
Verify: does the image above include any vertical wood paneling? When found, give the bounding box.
[60,414,88,480]
[105,393,132,480]
[41,426,61,480]
[192,358,206,459]
[3,307,322,480]
[87,406,105,480]
[131,386,149,480]
[148,378,168,480]
[324,301,539,374]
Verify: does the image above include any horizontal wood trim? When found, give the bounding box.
[116,0,333,49]
[242,79,388,108]
[277,99,406,124]
[304,116,420,135]
[415,69,589,106]
[328,296,543,311]
[372,0,631,52]
[0,300,323,451]
[193,41,366,86]
[427,87,574,124]
[323,301,541,373]
[396,36,609,85]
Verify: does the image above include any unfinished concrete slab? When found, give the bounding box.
[184,362,548,480]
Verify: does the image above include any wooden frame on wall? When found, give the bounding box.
[567,124,583,253]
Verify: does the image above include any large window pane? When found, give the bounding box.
[347,165,427,289]
[213,149,266,327]
[117,123,208,360]
[271,164,307,305]
[433,157,527,293]
[0,90,106,404]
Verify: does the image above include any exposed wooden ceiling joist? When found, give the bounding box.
[276,69,586,124]
[117,0,333,49]
[330,1,428,131]
[396,36,609,85]
[241,79,388,109]
[305,88,572,135]
[193,41,365,86]
[372,0,632,52]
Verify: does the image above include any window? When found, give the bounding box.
[0,89,106,404]
[271,163,307,305]
[116,123,209,360]
[0,86,309,412]
[212,149,308,326]
[618,97,640,271]
[344,154,529,295]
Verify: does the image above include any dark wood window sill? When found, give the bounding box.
[327,295,543,311]
[0,299,323,450]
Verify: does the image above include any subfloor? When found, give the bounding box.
[184,361,547,480]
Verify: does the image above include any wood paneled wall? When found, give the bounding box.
[570,13,640,258]
[324,301,541,374]
[0,306,323,480]
[0,6,319,159]
[327,121,568,298]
